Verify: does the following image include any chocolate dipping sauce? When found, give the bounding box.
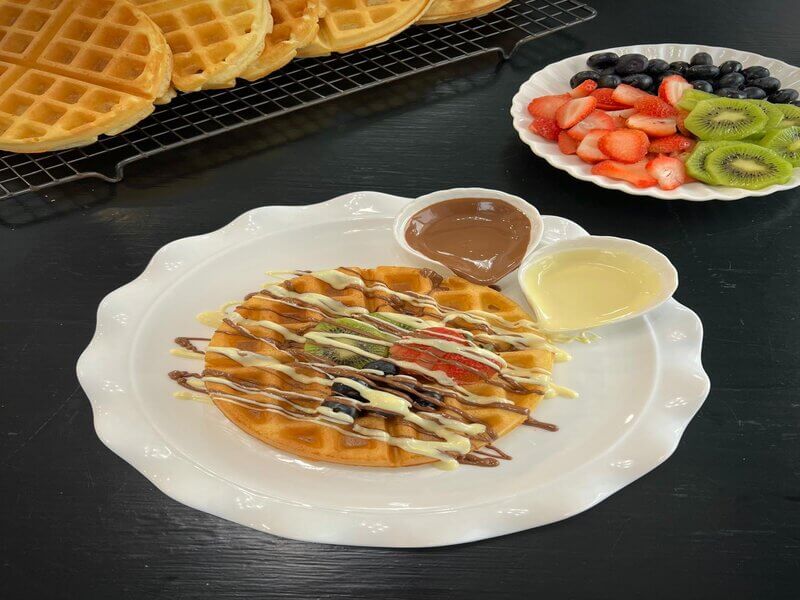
[404,197,532,285]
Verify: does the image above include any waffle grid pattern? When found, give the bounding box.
[0,0,595,225]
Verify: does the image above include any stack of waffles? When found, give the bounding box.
[0,0,512,152]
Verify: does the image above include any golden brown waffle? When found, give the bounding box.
[204,266,554,468]
[241,0,320,80]
[419,0,509,24]
[131,0,272,92]
[297,0,434,57]
[0,0,172,153]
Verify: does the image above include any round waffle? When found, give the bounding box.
[203,266,554,468]
[131,0,272,92]
[419,0,509,24]
[0,0,172,153]
[298,0,434,57]
[241,0,320,80]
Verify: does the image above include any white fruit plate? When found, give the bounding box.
[77,190,710,547]
[511,43,800,201]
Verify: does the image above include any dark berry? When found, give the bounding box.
[646,58,670,77]
[742,86,767,99]
[750,76,781,93]
[569,70,599,88]
[686,64,720,81]
[363,360,398,376]
[332,380,366,402]
[597,74,621,88]
[792,100,800,107]
[614,53,649,76]
[621,73,653,90]
[769,89,799,104]
[415,390,443,409]
[669,61,690,76]
[716,87,746,99]
[690,52,714,66]
[586,52,619,70]
[742,65,770,81]
[322,399,359,419]
[718,60,742,75]
[715,72,745,89]
[692,80,714,93]
[598,66,617,76]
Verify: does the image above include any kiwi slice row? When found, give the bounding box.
[685,99,768,141]
[688,142,793,190]
[304,317,394,368]
[759,126,800,167]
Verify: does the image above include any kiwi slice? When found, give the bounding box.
[759,126,800,167]
[706,143,793,190]
[685,141,737,184]
[776,104,800,128]
[677,89,716,112]
[304,317,392,368]
[753,100,785,130]
[685,98,768,141]
[369,312,417,331]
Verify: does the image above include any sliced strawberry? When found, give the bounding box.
[634,95,677,117]
[566,109,615,140]
[389,327,500,385]
[591,159,658,188]
[557,130,579,154]
[569,79,598,98]
[529,116,560,141]
[606,108,637,118]
[576,129,610,163]
[658,75,692,106]
[676,109,691,136]
[527,94,570,120]
[597,128,649,163]
[611,84,650,107]
[646,155,687,190]
[626,113,677,137]
[555,96,597,129]
[648,134,695,154]
[590,88,629,110]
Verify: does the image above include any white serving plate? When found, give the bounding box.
[510,43,800,201]
[77,190,710,547]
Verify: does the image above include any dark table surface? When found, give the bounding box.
[2,0,799,597]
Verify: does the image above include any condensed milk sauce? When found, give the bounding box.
[404,197,532,285]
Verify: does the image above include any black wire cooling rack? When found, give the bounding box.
[0,0,595,225]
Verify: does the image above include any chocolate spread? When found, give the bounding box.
[404,197,531,285]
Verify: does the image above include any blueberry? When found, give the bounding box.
[322,399,359,419]
[716,72,745,89]
[621,73,653,90]
[718,60,742,75]
[586,52,619,70]
[415,390,443,409]
[669,61,690,76]
[716,87,746,99]
[332,380,366,402]
[742,86,767,99]
[646,59,670,77]
[615,53,649,76]
[690,52,714,66]
[597,74,621,88]
[686,65,720,81]
[363,360,398,376]
[792,100,800,107]
[569,70,599,88]
[769,89,799,104]
[750,76,781,93]
[598,66,617,76]
[742,65,770,81]
[692,80,714,93]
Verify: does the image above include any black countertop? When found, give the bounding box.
[2,0,799,597]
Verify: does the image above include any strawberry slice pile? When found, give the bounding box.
[389,327,502,385]
[526,75,700,190]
